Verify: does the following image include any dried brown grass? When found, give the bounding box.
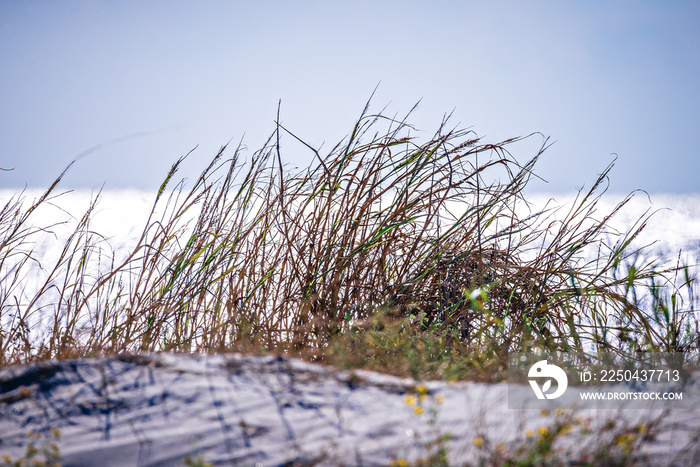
[1,100,697,376]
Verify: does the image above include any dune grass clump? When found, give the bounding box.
[0,101,697,374]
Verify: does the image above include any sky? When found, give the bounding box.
[1,1,699,194]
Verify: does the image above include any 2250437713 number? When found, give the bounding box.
[593,369,681,382]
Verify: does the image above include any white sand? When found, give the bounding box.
[1,354,698,466]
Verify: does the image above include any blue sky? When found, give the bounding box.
[1,1,698,193]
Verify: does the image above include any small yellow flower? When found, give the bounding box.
[473,436,485,448]
[418,394,427,403]
[416,384,429,395]
[638,424,647,434]
[403,395,417,406]
[414,405,424,415]
[537,426,549,436]
[2,454,12,463]
[435,395,445,404]
[539,409,549,417]
[496,442,506,452]
[616,434,635,446]
[525,429,535,438]
[391,459,409,467]
[25,444,38,457]
[616,434,635,454]
[559,424,573,435]
[554,408,568,417]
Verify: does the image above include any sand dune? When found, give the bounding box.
[1,354,699,466]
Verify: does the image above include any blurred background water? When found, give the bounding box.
[2,188,697,280]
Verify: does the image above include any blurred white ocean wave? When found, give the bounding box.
[0,188,153,244]
[525,192,700,265]
[0,189,155,274]
[1,189,698,269]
